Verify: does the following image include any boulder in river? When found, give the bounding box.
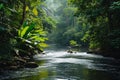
[67,50,73,53]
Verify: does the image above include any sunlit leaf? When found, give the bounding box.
[24,23,35,36]
[26,6,29,11]
[69,40,77,46]
[19,23,35,38]
[32,8,38,16]
[30,35,48,42]
[39,43,48,48]
[34,30,47,36]
[20,26,29,38]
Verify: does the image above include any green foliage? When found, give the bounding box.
[0,0,53,60]
[17,21,48,55]
[32,7,38,16]
[18,22,35,38]
[47,0,87,47]
[69,40,77,46]
[108,30,120,49]
[69,0,120,53]
[110,1,120,10]
[1,0,119,60]
[42,16,56,33]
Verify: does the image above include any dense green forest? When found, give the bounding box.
[0,0,55,69]
[0,0,120,69]
[47,0,120,57]
[68,0,120,57]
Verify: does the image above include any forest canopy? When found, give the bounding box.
[0,0,55,60]
[46,0,120,57]
[0,0,120,61]
[68,0,120,55]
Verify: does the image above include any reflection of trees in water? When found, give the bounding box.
[55,63,113,80]
[18,68,56,80]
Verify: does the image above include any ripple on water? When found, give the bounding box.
[34,51,120,72]
[1,50,120,80]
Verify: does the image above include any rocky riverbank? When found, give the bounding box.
[87,50,120,59]
[0,56,39,72]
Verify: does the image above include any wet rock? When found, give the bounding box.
[8,66,19,70]
[24,62,38,68]
[41,52,46,54]
[67,50,73,53]
[14,56,26,63]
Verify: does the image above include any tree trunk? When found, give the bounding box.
[20,0,26,26]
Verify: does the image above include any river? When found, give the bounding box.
[0,45,120,80]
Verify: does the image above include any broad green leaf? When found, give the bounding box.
[24,23,35,37]
[30,36,48,42]
[32,8,38,16]
[26,6,29,11]
[34,30,47,36]
[39,43,48,48]
[20,26,29,38]
[19,23,35,38]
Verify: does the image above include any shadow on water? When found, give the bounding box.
[0,45,120,80]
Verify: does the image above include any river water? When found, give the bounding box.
[0,46,120,80]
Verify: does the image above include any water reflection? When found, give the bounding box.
[55,63,114,80]
[0,50,120,80]
[17,69,56,80]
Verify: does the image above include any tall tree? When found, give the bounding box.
[69,0,120,55]
[0,0,54,60]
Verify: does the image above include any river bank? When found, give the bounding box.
[0,57,38,72]
[0,49,120,80]
[0,45,119,73]
[87,49,120,59]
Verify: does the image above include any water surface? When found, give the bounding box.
[0,47,120,80]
